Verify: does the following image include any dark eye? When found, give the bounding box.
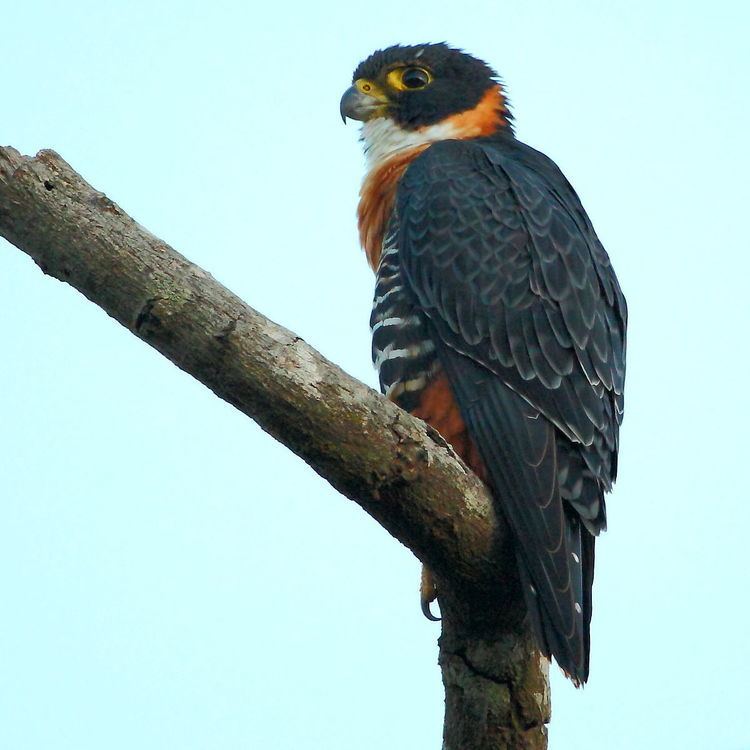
[401,67,431,89]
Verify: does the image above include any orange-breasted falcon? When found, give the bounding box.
[341,43,626,684]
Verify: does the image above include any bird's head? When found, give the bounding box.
[341,43,512,166]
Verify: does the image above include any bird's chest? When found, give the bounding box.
[361,148,483,475]
[357,145,429,270]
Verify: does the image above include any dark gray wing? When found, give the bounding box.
[395,136,626,682]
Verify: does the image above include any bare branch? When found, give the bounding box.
[0,146,503,591]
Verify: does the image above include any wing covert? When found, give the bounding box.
[396,137,626,487]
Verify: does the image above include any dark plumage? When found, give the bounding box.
[344,43,626,684]
[397,137,626,681]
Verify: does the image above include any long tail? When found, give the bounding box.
[518,515,595,685]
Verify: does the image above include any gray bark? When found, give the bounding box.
[0,146,551,748]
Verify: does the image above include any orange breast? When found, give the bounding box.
[358,145,429,270]
[409,369,488,484]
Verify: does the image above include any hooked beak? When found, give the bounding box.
[340,85,387,123]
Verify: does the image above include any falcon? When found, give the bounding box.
[340,43,626,684]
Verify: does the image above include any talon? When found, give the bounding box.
[421,596,441,621]
[420,565,441,621]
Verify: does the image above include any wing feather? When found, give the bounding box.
[395,136,626,682]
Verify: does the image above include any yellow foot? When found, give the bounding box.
[420,565,441,621]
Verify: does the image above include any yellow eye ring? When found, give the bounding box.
[387,66,432,92]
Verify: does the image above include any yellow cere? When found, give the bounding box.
[355,78,389,102]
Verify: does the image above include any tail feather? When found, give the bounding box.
[518,512,595,685]
[435,342,598,684]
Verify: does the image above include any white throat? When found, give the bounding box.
[361,117,459,170]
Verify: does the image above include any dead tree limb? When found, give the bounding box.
[0,146,551,749]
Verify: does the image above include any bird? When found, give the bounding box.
[340,43,626,685]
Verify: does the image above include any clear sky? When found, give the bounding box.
[1,1,748,748]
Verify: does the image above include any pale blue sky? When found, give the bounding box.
[1,1,748,748]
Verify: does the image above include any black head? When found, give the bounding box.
[341,43,509,130]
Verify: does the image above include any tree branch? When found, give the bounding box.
[0,146,550,748]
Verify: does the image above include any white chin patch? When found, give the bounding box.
[361,117,459,169]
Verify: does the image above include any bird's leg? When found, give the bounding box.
[420,564,441,621]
